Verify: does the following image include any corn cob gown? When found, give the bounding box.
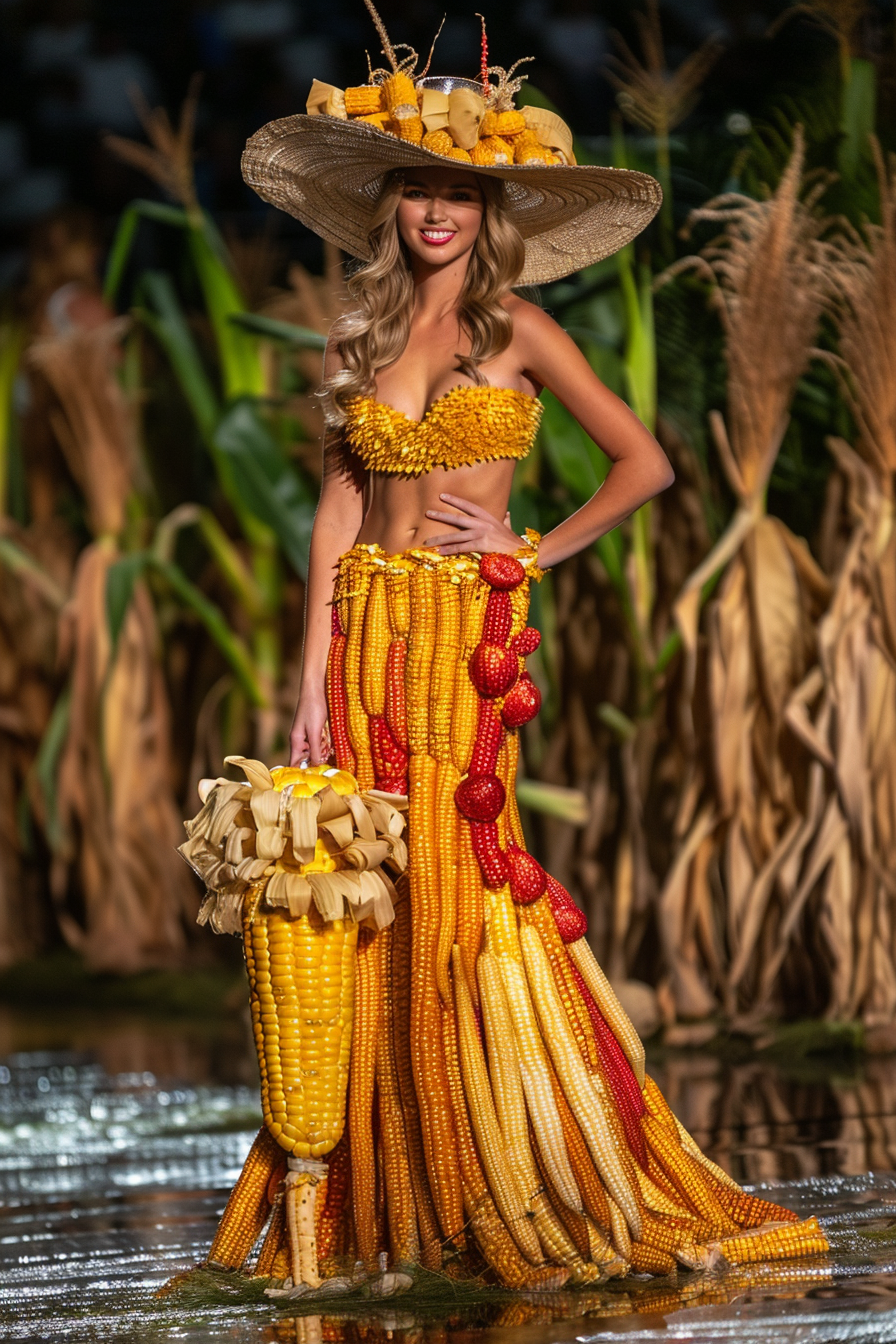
[204,387,827,1290]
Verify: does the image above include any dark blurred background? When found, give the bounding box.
[0,0,889,286]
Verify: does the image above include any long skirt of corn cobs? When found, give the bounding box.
[206,544,828,1291]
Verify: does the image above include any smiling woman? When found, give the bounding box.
[199,0,829,1297]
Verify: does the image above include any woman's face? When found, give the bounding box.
[395,168,485,270]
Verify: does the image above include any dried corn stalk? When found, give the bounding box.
[28,323,198,971]
[661,131,836,1020]
[776,146,896,1024]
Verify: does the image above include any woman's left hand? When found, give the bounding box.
[424,494,522,555]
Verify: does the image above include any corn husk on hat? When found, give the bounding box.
[179,756,408,935]
[241,2,662,284]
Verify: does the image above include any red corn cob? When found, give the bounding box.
[483,590,513,645]
[569,961,648,1169]
[470,701,503,775]
[469,819,510,888]
[331,604,345,637]
[545,873,588,942]
[501,673,541,729]
[479,553,525,590]
[506,843,547,904]
[455,773,505,823]
[469,642,518,698]
[369,714,408,793]
[384,637,408,752]
[510,626,541,656]
[325,630,356,773]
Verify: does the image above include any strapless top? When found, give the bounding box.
[343,384,543,476]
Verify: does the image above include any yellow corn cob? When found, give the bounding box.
[447,146,473,162]
[712,1217,829,1266]
[349,926,385,1266]
[515,141,555,165]
[567,938,646,1086]
[520,924,641,1238]
[629,1241,676,1275]
[545,1056,610,1232]
[521,901,597,1069]
[408,752,466,1244]
[477,952,591,1271]
[355,111,390,129]
[635,1160,694,1219]
[344,565,374,788]
[393,114,424,143]
[607,1196,632,1261]
[471,135,513,165]
[390,878,444,1269]
[245,907,358,1159]
[382,71,417,117]
[422,129,455,156]
[254,1193,287,1277]
[717,1185,803,1228]
[442,983,566,1289]
[643,1114,736,1231]
[434,761,459,1002]
[450,592,486,775]
[375,922,420,1264]
[454,821,483,1007]
[406,567,436,756]
[385,561,410,636]
[345,85,383,115]
[430,572,461,762]
[488,894,582,1213]
[483,109,526,138]
[360,571,389,717]
[207,1125,283,1268]
[452,947,543,1264]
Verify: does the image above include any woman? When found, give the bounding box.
[200,15,827,1293]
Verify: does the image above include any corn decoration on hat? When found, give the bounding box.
[241,2,663,285]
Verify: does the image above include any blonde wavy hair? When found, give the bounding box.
[320,170,526,426]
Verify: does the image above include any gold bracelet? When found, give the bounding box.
[515,527,548,582]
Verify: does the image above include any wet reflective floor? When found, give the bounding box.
[0,1005,894,1342]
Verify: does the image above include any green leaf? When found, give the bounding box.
[228,313,328,349]
[213,399,316,579]
[103,200,190,304]
[840,57,876,183]
[539,390,609,502]
[187,225,265,400]
[106,552,148,646]
[148,556,266,706]
[33,683,72,854]
[516,778,589,825]
[137,271,220,440]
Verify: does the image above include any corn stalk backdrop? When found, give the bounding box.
[1,19,894,1026]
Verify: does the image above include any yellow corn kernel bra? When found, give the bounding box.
[344,384,543,476]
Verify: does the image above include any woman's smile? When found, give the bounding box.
[419,228,457,245]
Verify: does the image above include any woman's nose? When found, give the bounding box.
[425,196,448,221]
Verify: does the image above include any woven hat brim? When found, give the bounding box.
[241,115,662,286]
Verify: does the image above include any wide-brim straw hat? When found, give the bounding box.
[241,114,662,286]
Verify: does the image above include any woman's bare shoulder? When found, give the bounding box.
[504,293,562,340]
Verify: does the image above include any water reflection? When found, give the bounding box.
[0,1008,893,1342]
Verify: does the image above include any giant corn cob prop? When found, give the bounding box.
[186,547,828,1293]
[180,756,408,1287]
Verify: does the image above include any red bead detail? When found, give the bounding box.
[569,960,648,1169]
[455,773,506,823]
[369,715,408,793]
[507,843,547,904]
[510,626,541,657]
[479,553,525,590]
[545,873,588,942]
[470,701,503,775]
[501,673,541,729]
[469,820,510,888]
[483,590,513,645]
[469,642,518,698]
[331,604,344,637]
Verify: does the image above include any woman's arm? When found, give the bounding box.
[423,303,673,565]
[290,350,365,765]
[518,305,674,569]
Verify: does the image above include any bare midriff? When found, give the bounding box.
[353,455,518,554]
